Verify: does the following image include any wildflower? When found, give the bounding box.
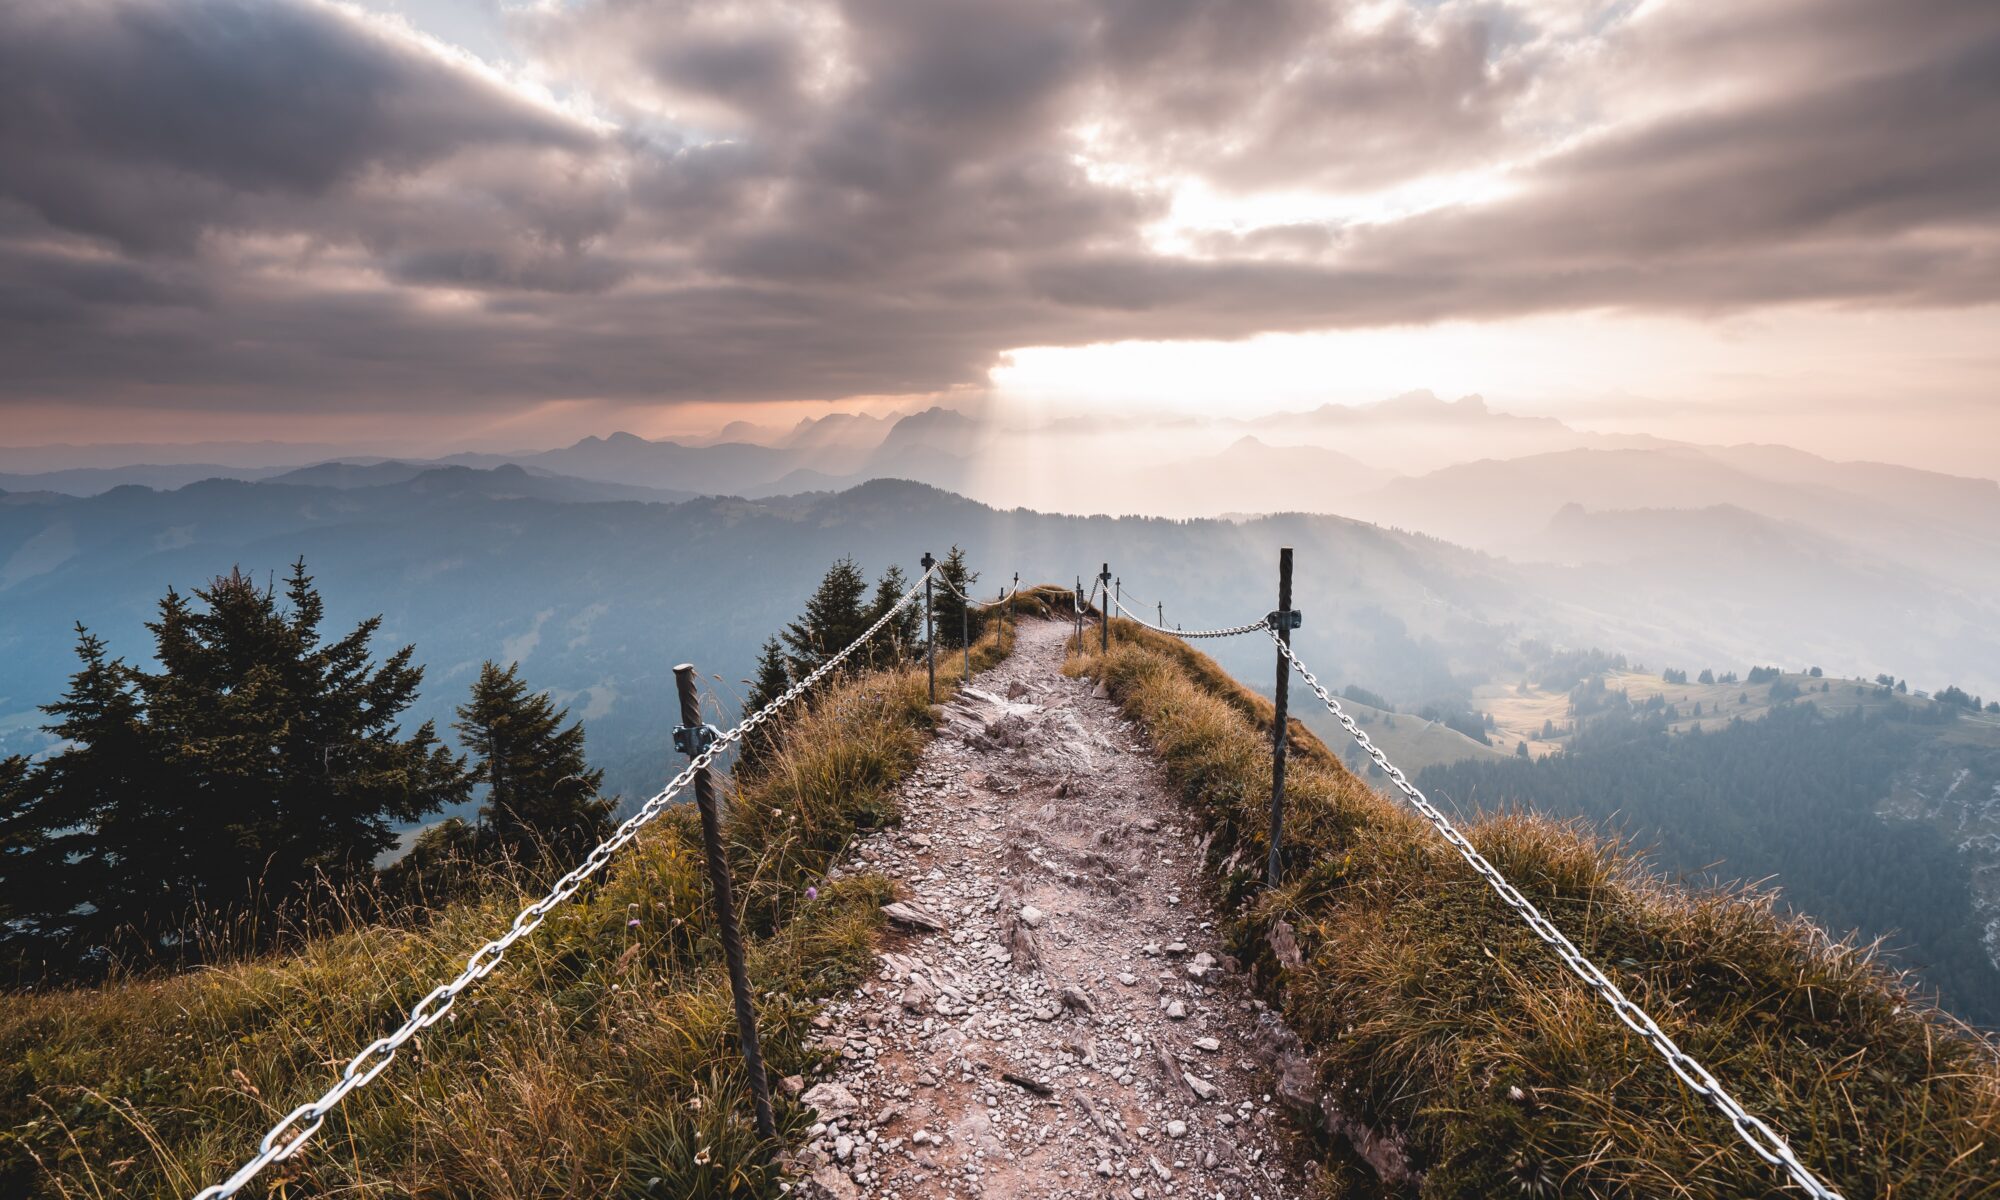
[805,886,818,901]
[627,918,641,927]
[693,1146,712,1166]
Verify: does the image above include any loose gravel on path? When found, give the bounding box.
[792,617,1314,1200]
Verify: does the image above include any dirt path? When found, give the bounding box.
[793,617,1313,1199]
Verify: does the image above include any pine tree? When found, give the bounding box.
[455,661,611,870]
[0,626,161,960]
[745,637,793,713]
[736,637,796,769]
[868,565,923,665]
[0,561,473,973]
[782,557,872,673]
[933,545,981,649]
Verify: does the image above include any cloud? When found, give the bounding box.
[0,0,1995,419]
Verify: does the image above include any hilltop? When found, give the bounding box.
[9,606,1999,1198]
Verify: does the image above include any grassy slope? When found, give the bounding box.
[1296,699,1506,778]
[0,591,1061,1199]
[1075,618,2000,1199]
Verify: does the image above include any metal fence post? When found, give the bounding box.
[961,593,970,680]
[1267,548,1295,888]
[1157,599,1164,628]
[1099,563,1111,653]
[672,664,777,1144]
[921,551,936,702]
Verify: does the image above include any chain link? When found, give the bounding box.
[190,564,939,1200]
[938,576,1019,610]
[1266,630,1844,1200]
[1109,591,1268,640]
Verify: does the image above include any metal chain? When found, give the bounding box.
[1267,630,1845,1200]
[939,576,1018,610]
[191,564,940,1200]
[1109,591,1268,640]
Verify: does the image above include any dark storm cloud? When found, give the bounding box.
[0,0,594,253]
[0,0,1996,417]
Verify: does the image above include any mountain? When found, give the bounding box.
[1352,445,2000,596]
[0,463,289,495]
[0,440,360,472]
[6,474,1997,813]
[1162,436,1394,514]
[774,410,895,454]
[1243,391,1669,474]
[266,460,443,489]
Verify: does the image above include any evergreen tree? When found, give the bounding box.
[0,561,472,973]
[782,557,872,673]
[868,565,923,665]
[745,637,793,713]
[933,545,981,649]
[736,637,796,768]
[0,627,161,960]
[456,662,611,870]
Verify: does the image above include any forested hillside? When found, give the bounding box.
[1416,703,2000,1024]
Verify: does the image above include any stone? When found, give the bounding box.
[1184,1072,1219,1101]
[1165,1000,1188,1020]
[900,974,938,1012]
[782,1074,806,1096]
[1193,1037,1220,1052]
[1059,984,1095,1013]
[883,902,949,932]
[1019,905,1046,929]
[1007,680,1030,700]
[1166,1120,1188,1139]
[1117,972,1138,986]
[834,1134,855,1162]
[803,1082,861,1121]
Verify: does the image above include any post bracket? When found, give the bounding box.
[1267,609,1303,631]
[673,722,723,756]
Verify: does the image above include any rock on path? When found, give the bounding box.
[794,618,1312,1199]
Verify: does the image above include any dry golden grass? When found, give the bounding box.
[0,604,1032,1199]
[1074,617,2000,1199]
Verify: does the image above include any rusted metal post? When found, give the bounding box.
[1099,563,1111,653]
[961,593,970,680]
[1267,548,1295,888]
[922,551,936,702]
[673,664,777,1143]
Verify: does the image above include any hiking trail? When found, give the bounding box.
[792,616,1314,1199]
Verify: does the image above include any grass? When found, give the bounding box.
[0,597,1040,1199]
[1071,617,2000,1199]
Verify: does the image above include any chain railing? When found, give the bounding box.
[191,563,939,1200]
[1265,627,1845,1200]
[940,577,1018,609]
[1108,590,1268,640]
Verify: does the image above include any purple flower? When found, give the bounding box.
[627,918,641,927]
[805,887,819,901]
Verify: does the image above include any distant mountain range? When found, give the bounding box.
[3,390,1995,707]
[5,472,1998,809]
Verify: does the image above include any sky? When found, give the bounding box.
[0,0,1995,473]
